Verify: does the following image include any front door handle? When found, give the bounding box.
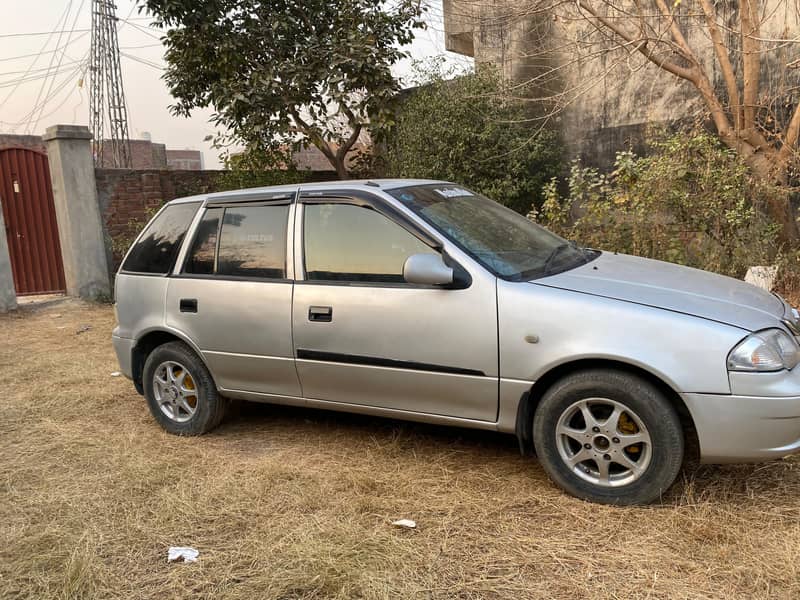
[180,298,198,313]
[308,305,332,322]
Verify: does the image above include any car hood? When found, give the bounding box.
[533,252,784,331]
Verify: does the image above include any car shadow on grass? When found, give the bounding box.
[220,399,521,455]
[212,399,800,508]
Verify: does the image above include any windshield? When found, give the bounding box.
[388,184,597,280]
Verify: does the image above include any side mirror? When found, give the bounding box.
[403,253,454,286]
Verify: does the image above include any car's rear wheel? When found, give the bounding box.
[533,369,683,505]
[143,341,226,435]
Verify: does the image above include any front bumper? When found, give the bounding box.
[684,386,800,463]
[112,333,135,380]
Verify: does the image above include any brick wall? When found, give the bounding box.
[96,168,337,273]
[166,149,203,170]
[0,134,46,153]
[98,140,168,169]
[95,169,224,271]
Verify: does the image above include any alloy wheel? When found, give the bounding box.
[153,360,199,423]
[555,397,652,487]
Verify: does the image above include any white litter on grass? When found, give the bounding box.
[110,371,122,377]
[391,519,416,529]
[745,265,779,291]
[167,547,199,563]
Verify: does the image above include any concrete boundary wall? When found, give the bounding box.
[0,122,338,309]
[0,207,16,312]
[94,169,225,274]
[43,125,110,299]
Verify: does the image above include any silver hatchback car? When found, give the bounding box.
[113,179,800,504]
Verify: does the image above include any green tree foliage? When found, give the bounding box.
[378,62,562,214]
[139,0,425,178]
[535,130,781,278]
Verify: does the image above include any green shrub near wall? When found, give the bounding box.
[213,168,336,192]
[376,61,562,215]
[534,130,782,279]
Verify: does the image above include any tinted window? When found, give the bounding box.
[122,202,200,274]
[217,205,288,278]
[304,203,435,282]
[389,185,596,280]
[184,208,222,275]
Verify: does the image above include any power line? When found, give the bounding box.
[119,42,162,50]
[26,1,76,133]
[0,18,150,38]
[31,0,89,132]
[0,30,90,64]
[0,28,92,38]
[0,56,88,126]
[120,51,163,70]
[0,1,73,120]
[34,62,90,125]
[119,19,162,40]
[0,64,82,88]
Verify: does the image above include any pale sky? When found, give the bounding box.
[0,1,471,168]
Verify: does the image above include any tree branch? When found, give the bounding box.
[288,108,337,163]
[779,102,800,161]
[337,123,362,161]
[741,0,761,129]
[335,101,363,167]
[698,0,742,130]
[576,0,697,82]
[651,0,699,66]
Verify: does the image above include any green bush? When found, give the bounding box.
[214,168,335,192]
[534,131,781,278]
[377,60,562,214]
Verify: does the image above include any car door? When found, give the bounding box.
[165,196,301,398]
[292,194,498,422]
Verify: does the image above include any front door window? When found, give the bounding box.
[303,203,436,283]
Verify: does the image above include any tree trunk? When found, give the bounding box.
[741,151,798,244]
[334,157,350,180]
[763,188,799,247]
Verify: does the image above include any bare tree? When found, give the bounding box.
[575,1,799,235]
[460,0,800,239]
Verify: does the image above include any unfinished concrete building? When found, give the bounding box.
[442,0,800,168]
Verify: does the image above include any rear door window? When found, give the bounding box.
[122,202,200,274]
[184,208,222,275]
[182,204,289,279]
[217,205,289,279]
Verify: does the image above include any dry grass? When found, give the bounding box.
[2,300,800,599]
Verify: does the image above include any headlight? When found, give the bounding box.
[727,328,800,372]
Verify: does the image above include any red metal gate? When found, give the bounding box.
[0,148,66,295]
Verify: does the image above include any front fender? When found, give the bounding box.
[498,280,747,395]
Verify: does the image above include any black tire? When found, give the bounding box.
[143,341,226,435]
[533,369,683,505]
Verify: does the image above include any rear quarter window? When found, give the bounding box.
[122,202,200,274]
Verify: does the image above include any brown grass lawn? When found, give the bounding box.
[2,300,800,599]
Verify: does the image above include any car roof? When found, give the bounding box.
[169,178,448,205]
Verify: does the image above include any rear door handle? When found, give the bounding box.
[308,305,332,322]
[180,298,198,313]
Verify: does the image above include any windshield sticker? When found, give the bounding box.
[434,187,473,198]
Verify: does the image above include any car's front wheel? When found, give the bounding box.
[533,369,684,505]
[143,341,226,435]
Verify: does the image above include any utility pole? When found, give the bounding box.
[90,0,132,168]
